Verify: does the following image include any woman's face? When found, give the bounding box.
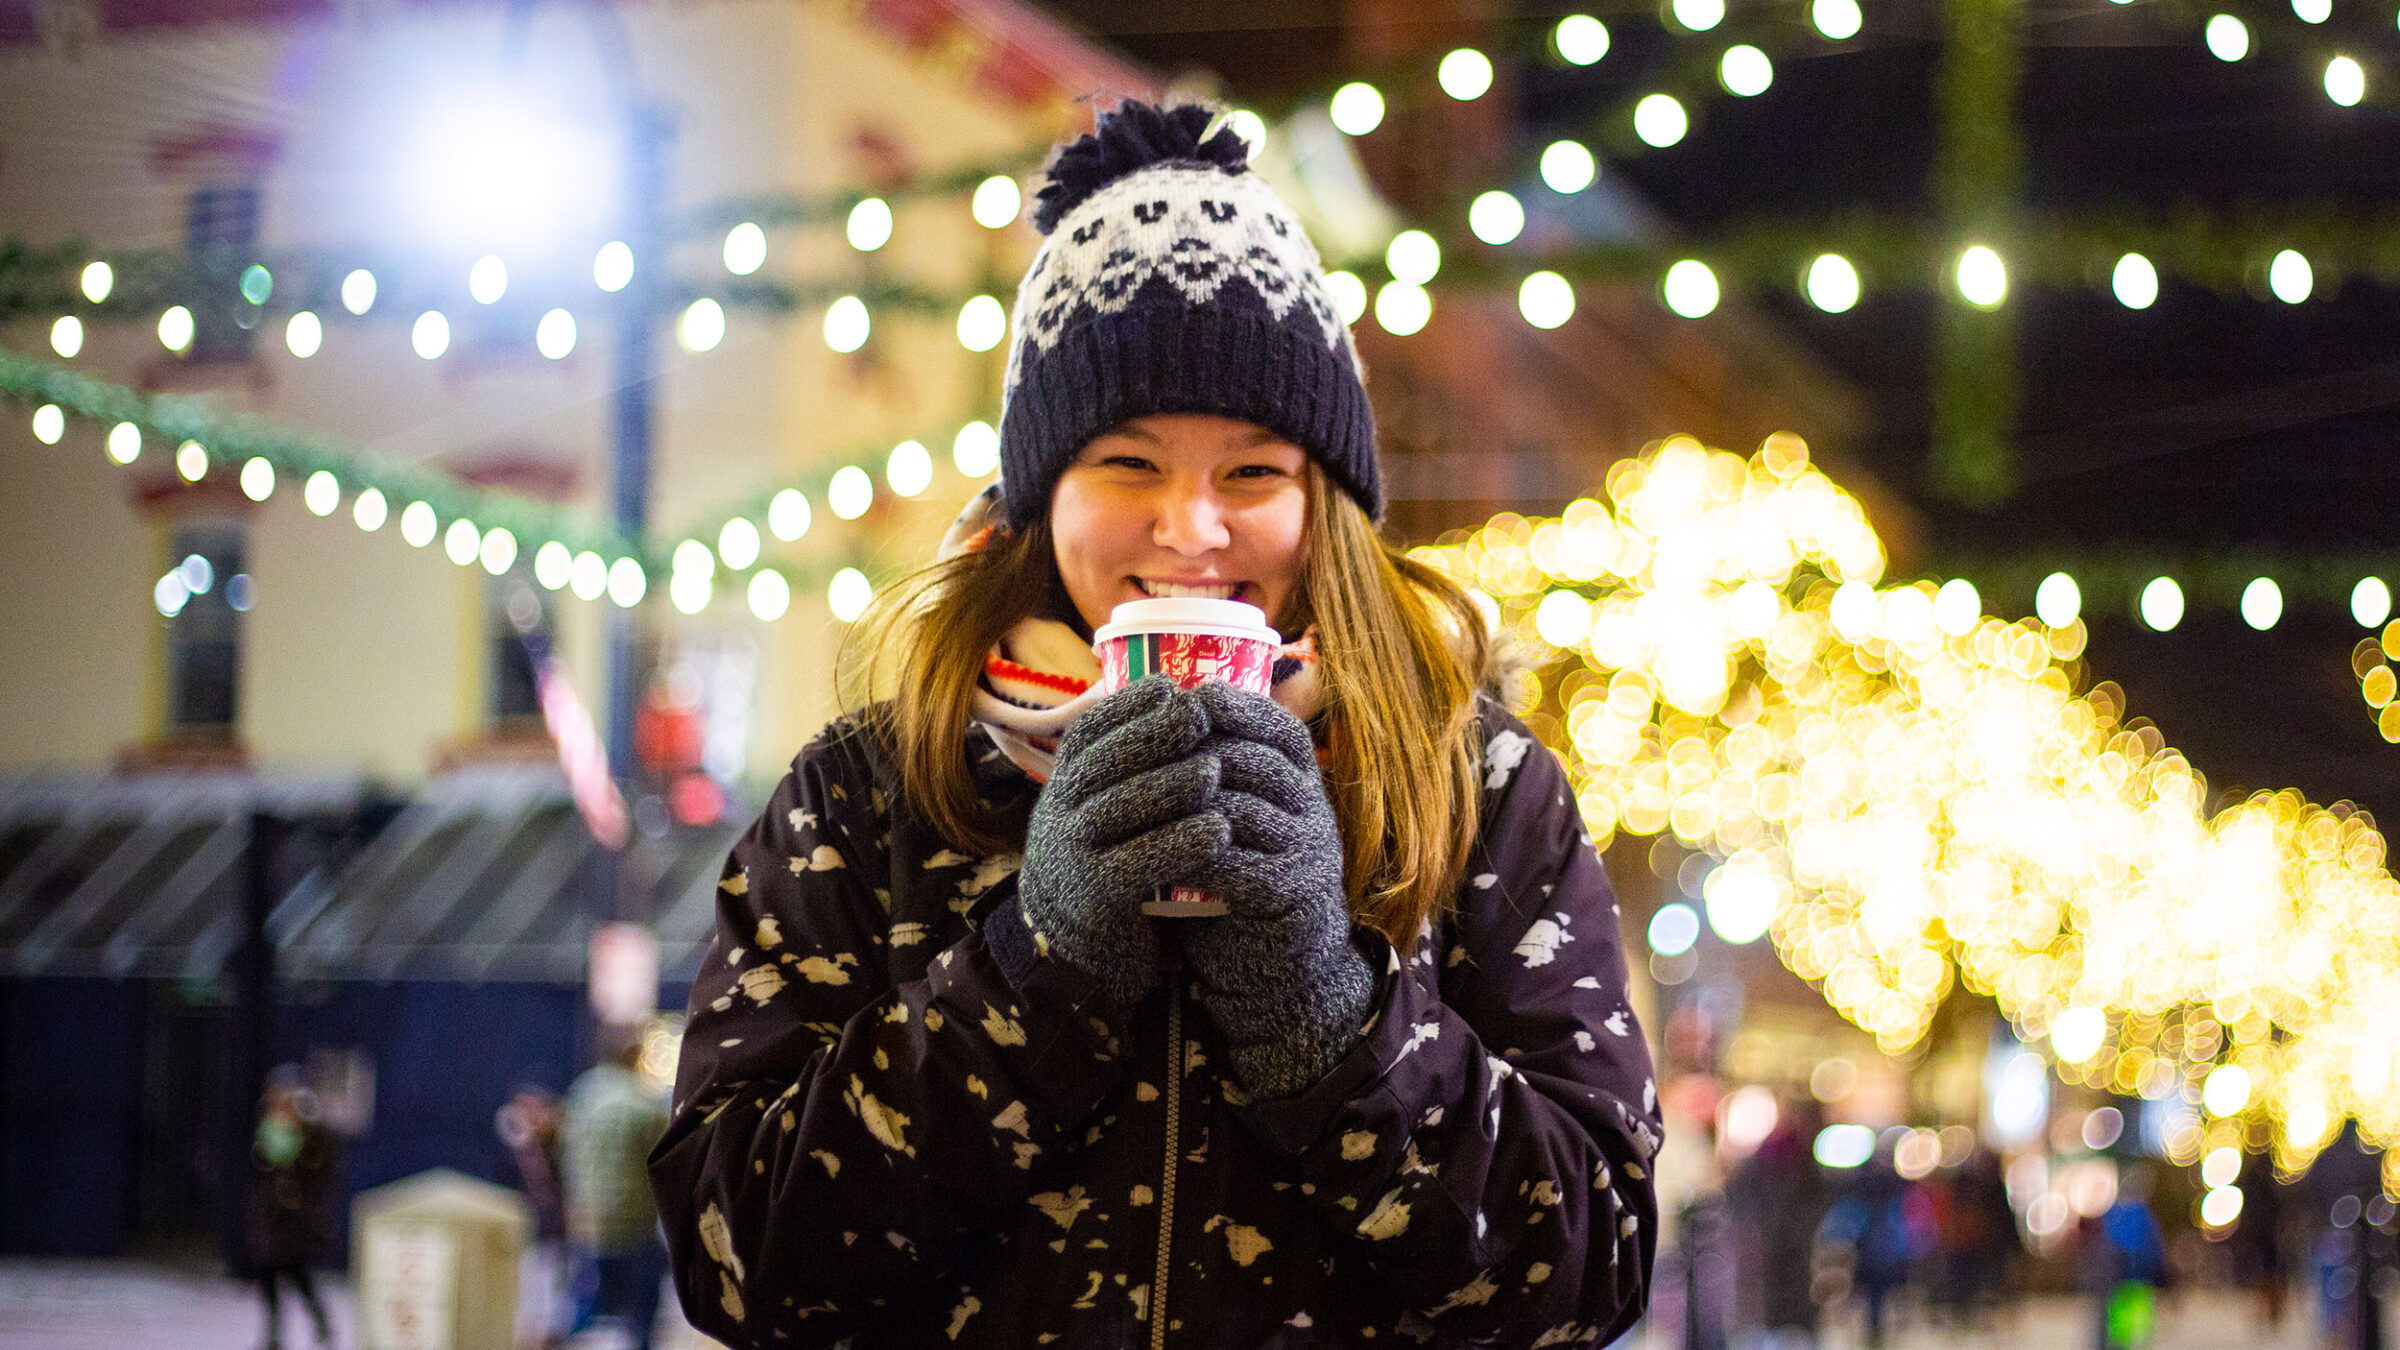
[1049,413,1309,634]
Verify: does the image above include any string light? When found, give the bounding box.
[286,312,323,359]
[828,567,873,622]
[534,540,573,590]
[341,269,377,315]
[2206,14,2251,60]
[1633,94,1690,148]
[887,439,933,498]
[2270,250,2313,303]
[2140,576,2185,631]
[956,295,1006,352]
[1386,230,1440,285]
[479,527,517,576]
[952,422,1001,478]
[767,488,813,541]
[1323,270,1368,325]
[1662,260,1720,317]
[846,198,894,252]
[716,517,761,571]
[469,255,508,305]
[824,296,870,353]
[1555,14,1610,64]
[537,308,577,360]
[607,558,647,608]
[31,404,65,445]
[1468,190,1525,246]
[2112,253,2159,309]
[444,518,481,567]
[970,175,1021,229]
[1813,0,1864,39]
[679,298,726,353]
[239,456,275,503]
[1227,110,1268,157]
[50,316,83,359]
[1438,48,1494,100]
[412,311,451,360]
[2325,56,2365,106]
[2353,577,2391,627]
[303,471,339,517]
[2295,0,2332,21]
[1540,140,1598,193]
[723,222,767,276]
[1673,0,1726,32]
[1412,431,2400,1170]
[1720,45,1774,96]
[594,242,634,293]
[569,550,607,601]
[2036,572,2082,629]
[1956,246,2007,307]
[1519,271,1576,329]
[80,261,112,303]
[175,439,208,482]
[158,306,195,352]
[1329,82,1386,136]
[1374,280,1432,335]
[400,501,437,548]
[827,465,874,520]
[105,422,140,464]
[1805,254,1860,313]
[2242,577,2283,630]
[353,488,388,533]
[747,569,791,622]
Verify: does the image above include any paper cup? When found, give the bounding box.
[1092,598,1280,916]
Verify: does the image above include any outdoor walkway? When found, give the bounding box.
[0,1256,2379,1349]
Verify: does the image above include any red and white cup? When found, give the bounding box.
[1092,597,1281,917]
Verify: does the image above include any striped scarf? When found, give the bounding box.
[938,485,1325,783]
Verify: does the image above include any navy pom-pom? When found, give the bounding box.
[1031,101,1249,236]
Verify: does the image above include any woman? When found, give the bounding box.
[651,100,1661,1347]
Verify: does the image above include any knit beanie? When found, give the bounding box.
[997,101,1381,532]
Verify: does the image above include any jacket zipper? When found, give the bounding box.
[1150,945,1185,1350]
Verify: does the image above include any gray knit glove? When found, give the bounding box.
[1181,681,1375,1100]
[1014,676,1228,1012]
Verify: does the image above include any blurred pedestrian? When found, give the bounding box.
[2089,1164,2166,1350]
[247,1066,337,1350]
[497,1085,568,1347]
[1822,1139,1929,1349]
[562,1029,670,1350]
[1727,1106,1827,1348]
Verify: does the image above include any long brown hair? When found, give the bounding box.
[837,466,1490,944]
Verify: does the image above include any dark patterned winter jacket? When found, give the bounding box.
[650,699,1662,1347]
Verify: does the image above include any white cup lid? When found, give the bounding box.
[1093,597,1278,645]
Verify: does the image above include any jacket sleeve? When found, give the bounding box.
[1237,704,1663,1345]
[648,722,1129,1347]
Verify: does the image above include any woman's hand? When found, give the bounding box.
[1014,676,1228,1012]
[1182,681,1375,1099]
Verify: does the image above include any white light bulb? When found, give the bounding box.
[768,489,813,541]
[444,518,481,567]
[2326,55,2365,106]
[717,517,761,571]
[2206,13,2251,59]
[887,440,934,498]
[2354,576,2392,627]
[1323,270,1368,325]
[2139,576,2185,631]
[2295,0,2331,20]
[1956,245,2007,307]
[534,540,573,590]
[1227,110,1268,157]
[2270,249,2313,303]
[537,308,577,360]
[159,306,195,351]
[400,501,438,548]
[956,294,1007,352]
[2112,253,2159,309]
[1374,281,1432,336]
[669,568,711,615]
[1469,190,1526,246]
[952,422,1001,478]
[1329,82,1386,136]
[828,465,874,519]
[606,557,647,608]
[412,310,451,360]
[285,311,323,359]
[723,222,767,276]
[2035,572,2082,628]
[1663,260,1720,318]
[176,439,208,481]
[1720,45,1773,96]
[679,298,726,353]
[1633,94,1689,148]
[1813,0,1864,38]
[1555,14,1610,64]
[1386,230,1441,285]
[1933,578,1980,635]
[747,569,791,622]
[240,456,275,503]
[51,315,83,358]
[32,404,66,446]
[1674,0,1725,27]
[480,527,517,576]
[971,175,1022,229]
[846,198,894,252]
[824,296,871,353]
[341,269,377,315]
[81,261,113,303]
[594,241,635,293]
[354,488,389,533]
[1518,271,1576,329]
[469,254,508,304]
[2050,1005,2106,1063]
[570,551,608,601]
[1540,140,1598,193]
[1806,254,1861,313]
[1438,48,1494,99]
[105,421,141,464]
[2240,577,2282,630]
[828,567,874,622]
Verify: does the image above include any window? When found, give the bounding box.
[164,523,247,733]
[489,572,552,726]
[184,185,261,365]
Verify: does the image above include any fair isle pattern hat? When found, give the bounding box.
[997,101,1381,532]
